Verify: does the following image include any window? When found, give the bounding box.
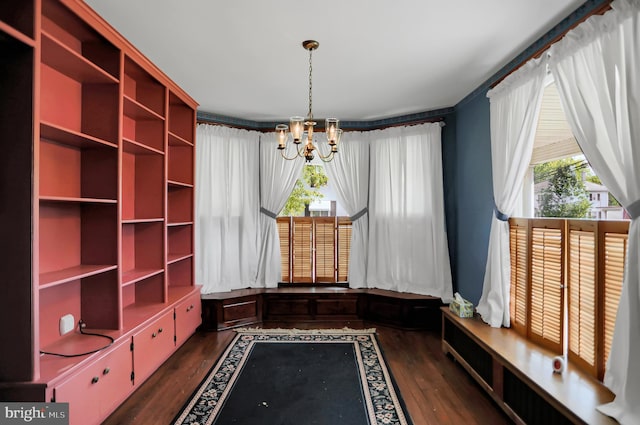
[509,213,628,380]
[277,216,351,284]
[510,79,629,380]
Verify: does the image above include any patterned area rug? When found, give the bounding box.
[173,328,412,425]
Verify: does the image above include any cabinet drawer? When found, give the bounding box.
[132,310,175,385]
[55,340,132,425]
[175,291,201,347]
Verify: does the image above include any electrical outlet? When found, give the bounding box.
[59,314,75,335]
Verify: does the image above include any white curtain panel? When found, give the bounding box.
[477,58,547,328]
[367,123,453,300]
[256,134,304,287]
[321,132,370,287]
[549,1,640,422]
[195,124,261,293]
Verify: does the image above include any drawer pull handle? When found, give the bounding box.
[187,304,194,312]
[103,368,110,375]
[158,328,163,333]
[152,332,157,338]
[91,376,99,384]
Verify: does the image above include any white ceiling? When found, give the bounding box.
[84,0,586,122]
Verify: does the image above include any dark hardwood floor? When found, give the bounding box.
[103,321,512,425]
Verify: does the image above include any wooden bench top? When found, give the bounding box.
[201,287,440,300]
[442,308,617,425]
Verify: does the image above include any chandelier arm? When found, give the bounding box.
[279,144,307,161]
[280,147,301,161]
[317,150,335,162]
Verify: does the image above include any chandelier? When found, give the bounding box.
[276,40,341,162]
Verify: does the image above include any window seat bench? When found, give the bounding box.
[441,308,616,425]
[200,287,444,331]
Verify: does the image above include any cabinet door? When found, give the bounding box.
[132,310,175,385]
[54,341,132,425]
[175,291,202,347]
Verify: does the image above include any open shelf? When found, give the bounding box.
[121,273,166,330]
[123,95,164,121]
[39,137,118,200]
[168,257,193,288]
[40,63,119,145]
[122,221,164,284]
[41,0,119,79]
[122,268,164,287]
[168,253,194,265]
[39,203,117,285]
[168,92,194,143]
[0,23,35,48]
[168,224,193,261]
[123,137,164,155]
[0,0,35,42]
[124,57,165,118]
[167,180,193,189]
[41,31,118,84]
[122,103,165,152]
[40,264,118,289]
[39,196,117,204]
[122,150,164,221]
[168,131,193,147]
[167,186,193,224]
[41,121,117,149]
[39,270,119,349]
[168,144,193,185]
[40,0,120,148]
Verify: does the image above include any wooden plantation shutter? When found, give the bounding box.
[277,217,291,283]
[599,221,628,379]
[337,218,352,282]
[314,217,336,282]
[509,217,629,380]
[278,216,352,284]
[292,217,313,283]
[509,218,528,336]
[528,219,564,354]
[567,220,597,375]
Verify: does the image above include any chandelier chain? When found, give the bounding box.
[276,40,339,163]
[308,48,313,120]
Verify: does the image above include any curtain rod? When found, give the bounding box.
[197,117,447,132]
[491,1,612,89]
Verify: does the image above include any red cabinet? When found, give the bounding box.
[0,1,198,422]
[132,310,176,385]
[175,291,202,346]
[54,341,132,425]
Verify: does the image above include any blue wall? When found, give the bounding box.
[450,92,494,304]
[441,113,457,288]
[444,0,610,303]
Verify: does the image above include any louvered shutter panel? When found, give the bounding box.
[509,218,528,335]
[277,217,291,283]
[337,218,352,282]
[600,221,628,378]
[314,217,336,283]
[567,221,597,375]
[529,220,564,354]
[292,217,313,283]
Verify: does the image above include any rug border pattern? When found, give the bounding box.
[173,328,411,425]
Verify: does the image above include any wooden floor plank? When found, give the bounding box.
[103,322,511,425]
